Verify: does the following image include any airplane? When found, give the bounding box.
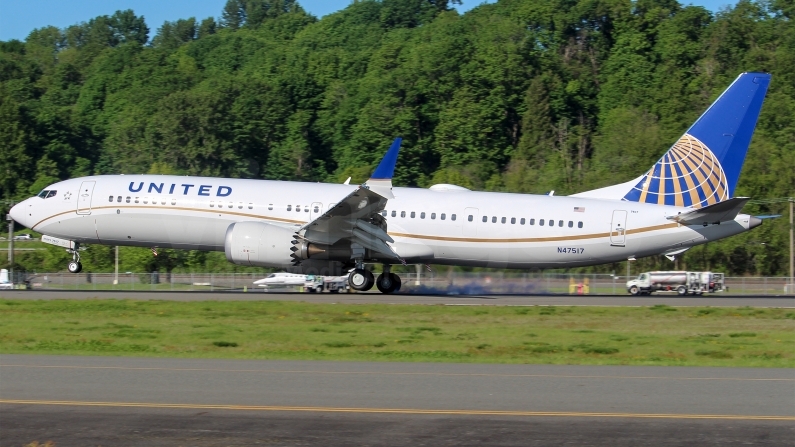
[9,72,771,294]
[253,272,310,289]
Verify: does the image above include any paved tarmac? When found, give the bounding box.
[1,289,793,307]
[1,355,793,446]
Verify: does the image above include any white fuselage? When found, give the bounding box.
[12,175,755,269]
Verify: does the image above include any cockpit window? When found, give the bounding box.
[37,190,57,199]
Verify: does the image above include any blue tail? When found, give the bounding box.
[622,72,770,208]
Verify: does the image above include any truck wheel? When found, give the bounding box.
[677,286,687,296]
[629,285,639,295]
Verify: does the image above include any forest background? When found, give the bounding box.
[0,0,792,275]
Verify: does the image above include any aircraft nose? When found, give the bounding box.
[8,201,24,224]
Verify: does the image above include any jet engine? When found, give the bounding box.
[224,222,295,268]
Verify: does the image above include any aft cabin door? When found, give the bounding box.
[610,210,628,246]
[76,181,96,215]
[463,207,479,237]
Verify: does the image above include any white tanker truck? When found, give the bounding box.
[626,271,725,296]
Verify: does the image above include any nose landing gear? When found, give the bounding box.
[67,244,82,273]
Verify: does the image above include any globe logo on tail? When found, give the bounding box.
[622,134,728,209]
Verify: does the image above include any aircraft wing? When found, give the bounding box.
[667,197,751,225]
[294,138,402,263]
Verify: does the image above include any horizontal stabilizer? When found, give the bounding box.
[667,197,750,225]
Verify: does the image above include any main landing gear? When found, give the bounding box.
[67,243,82,274]
[347,264,401,294]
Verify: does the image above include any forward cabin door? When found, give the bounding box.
[76,181,96,215]
[610,210,628,246]
[463,207,479,237]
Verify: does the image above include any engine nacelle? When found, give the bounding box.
[224,221,295,268]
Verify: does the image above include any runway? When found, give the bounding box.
[1,355,793,445]
[1,289,793,307]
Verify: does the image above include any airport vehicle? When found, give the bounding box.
[0,269,13,289]
[8,73,772,294]
[13,234,32,240]
[626,271,726,295]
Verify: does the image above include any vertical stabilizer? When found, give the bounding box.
[574,73,771,208]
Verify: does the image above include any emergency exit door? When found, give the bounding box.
[76,181,95,215]
[610,210,627,246]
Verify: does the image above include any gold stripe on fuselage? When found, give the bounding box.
[33,205,682,245]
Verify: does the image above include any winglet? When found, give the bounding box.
[364,137,402,199]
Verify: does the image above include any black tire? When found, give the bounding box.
[677,285,687,296]
[629,285,639,295]
[348,269,374,291]
[376,273,401,294]
[67,261,82,274]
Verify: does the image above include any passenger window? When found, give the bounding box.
[559,220,564,227]
[431,213,436,220]
[392,211,397,217]
[501,217,506,224]
[420,212,425,219]
[381,210,387,216]
[410,211,416,218]
[520,218,525,225]
[249,203,253,209]
[304,207,309,212]
[296,205,301,212]
[171,198,176,205]
[482,216,488,223]
[511,218,516,224]
[126,197,131,203]
[239,202,244,209]
[210,201,215,208]
[401,211,406,218]
[451,214,456,221]
[539,219,544,226]
[161,199,166,205]
[441,213,446,220]
[530,218,535,225]
[135,197,139,204]
[108,195,113,202]
[492,216,497,223]
[578,221,583,228]
[287,205,292,211]
[315,206,320,213]
[143,197,148,204]
[568,221,573,228]
[268,204,273,210]
[228,202,233,209]
[117,196,122,203]
[468,215,473,222]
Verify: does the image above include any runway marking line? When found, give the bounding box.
[2,364,792,382]
[1,399,793,421]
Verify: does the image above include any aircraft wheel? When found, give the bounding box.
[67,261,82,274]
[628,285,639,295]
[349,269,374,291]
[376,273,401,294]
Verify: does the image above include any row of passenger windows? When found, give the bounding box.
[109,195,176,205]
[380,210,457,221]
[477,216,584,228]
[108,195,254,210]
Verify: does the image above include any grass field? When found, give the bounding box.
[0,299,792,367]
